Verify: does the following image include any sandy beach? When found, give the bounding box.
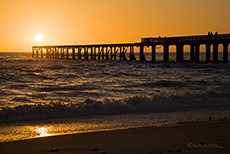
[0,121,229,154]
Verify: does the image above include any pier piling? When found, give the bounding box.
[164,44,169,63]
[213,43,218,63]
[140,45,146,61]
[223,43,229,63]
[151,45,156,63]
[195,44,200,63]
[206,43,211,63]
[176,44,183,63]
[190,44,195,61]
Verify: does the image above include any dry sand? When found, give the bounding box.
[0,121,229,154]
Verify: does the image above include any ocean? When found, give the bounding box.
[0,52,230,142]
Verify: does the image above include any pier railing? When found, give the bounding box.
[142,34,230,44]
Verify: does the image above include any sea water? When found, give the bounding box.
[0,52,230,142]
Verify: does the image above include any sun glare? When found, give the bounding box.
[35,34,43,42]
[36,127,52,137]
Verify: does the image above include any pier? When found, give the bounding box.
[32,33,230,63]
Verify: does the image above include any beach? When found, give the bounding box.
[0,53,230,153]
[0,121,229,154]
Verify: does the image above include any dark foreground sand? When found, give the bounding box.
[0,121,229,154]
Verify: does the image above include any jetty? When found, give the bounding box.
[32,33,230,63]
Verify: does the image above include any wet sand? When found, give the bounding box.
[0,121,229,154]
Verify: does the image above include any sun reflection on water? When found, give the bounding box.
[36,127,53,137]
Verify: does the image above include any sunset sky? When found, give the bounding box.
[0,0,230,52]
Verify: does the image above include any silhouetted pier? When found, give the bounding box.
[32,33,230,63]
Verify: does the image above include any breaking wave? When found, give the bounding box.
[1,87,230,124]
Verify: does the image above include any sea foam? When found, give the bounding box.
[1,87,230,124]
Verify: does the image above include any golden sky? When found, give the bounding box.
[0,0,230,52]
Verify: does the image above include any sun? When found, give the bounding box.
[35,34,43,42]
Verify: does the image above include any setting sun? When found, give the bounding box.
[35,34,43,42]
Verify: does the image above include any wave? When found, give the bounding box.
[134,80,188,88]
[1,87,230,124]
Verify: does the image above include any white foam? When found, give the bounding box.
[1,87,230,124]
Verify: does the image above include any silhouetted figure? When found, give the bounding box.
[208,32,211,36]
[215,32,218,36]
[211,32,213,36]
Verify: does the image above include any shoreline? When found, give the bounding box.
[1,107,229,143]
[0,120,229,154]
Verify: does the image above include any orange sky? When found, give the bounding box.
[0,0,230,52]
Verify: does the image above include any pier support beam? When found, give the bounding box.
[93,47,97,60]
[92,47,95,60]
[54,48,58,58]
[106,47,110,60]
[151,45,156,63]
[223,43,229,63]
[35,48,38,58]
[163,44,169,63]
[78,47,82,60]
[119,47,122,61]
[32,48,35,58]
[122,47,127,61]
[101,47,105,60]
[110,47,113,60]
[115,47,119,60]
[119,46,127,61]
[107,47,111,60]
[213,43,218,63]
[46,48,49,58]
[119,47,122,60]
[72,47,75,60]
[97,47,100,60]
[46,47,49,58]
[49,48,52,58]
[84,47,89,60]
[41,48,43,58]
[140,45,146,61]
[49,48,51,58]
[66,48,69,59]
[176,44,183,63]
[206,43,211,63]
[53,48,56,58]
[32,48,34,58]
[61,48,64,59]
[90,47,93,60]
[130,46,136,61]
[57,48,59,59]
[195,44,200,63]
[54,48,56,58]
